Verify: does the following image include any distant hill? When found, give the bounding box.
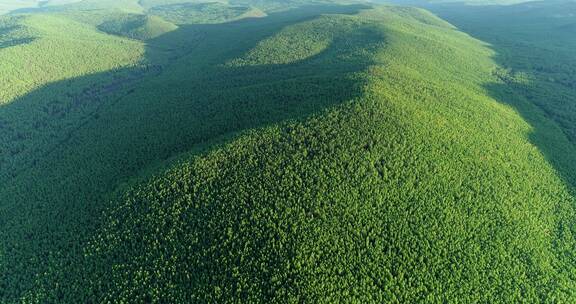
[383,0,539,6]
[98,14,178,40]
[427,0,535,4]
[148,2,266,24]
[0,0,83,15]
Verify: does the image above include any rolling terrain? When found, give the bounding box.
[0,0,575,303]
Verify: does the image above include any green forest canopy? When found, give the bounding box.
[0,0,575,302]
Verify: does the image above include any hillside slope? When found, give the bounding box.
[1,2,575,303]
[97,14,178,40]
[79,7,576,302]
[416,0,576,189]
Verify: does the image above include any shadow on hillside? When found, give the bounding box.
[0,37,35,48]
[412,0,576,190]
[0,4,375,302]
[0,19,37,49]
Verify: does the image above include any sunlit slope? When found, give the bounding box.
[417,0,576,188]
[0,14,144,104]
[51,0,144,13]
[73,5,576,303]
[148,2,266,24]
[430,0,534,4]
[98,14,178,40]
[408,0,538,4]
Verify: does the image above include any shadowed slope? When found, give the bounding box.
[0,4,372,302]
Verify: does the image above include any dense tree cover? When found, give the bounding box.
[0,14,145,183]
[148,2,265,25]
[0,3,371,302]
[0,0,575,303]
[229,0,361,12]
[414,0,576,187]
[97,14,178,40]
[0,14,144,104]
[0,15,35,49]
[425,0,534,4]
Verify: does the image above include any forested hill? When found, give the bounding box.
[1,0,575,303]
[400,0,576,189]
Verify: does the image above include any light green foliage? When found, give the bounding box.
[139,0,229,10]
[0,14,144,104]
[0,1,575,303]
[73,6,576,302]
[231,0,361,12]
[55,0,145,13]
[421,0,576,186]
[226,16,361,66]
[427,0,535,4]
[98,14,178,40]
[148,2,264,24]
